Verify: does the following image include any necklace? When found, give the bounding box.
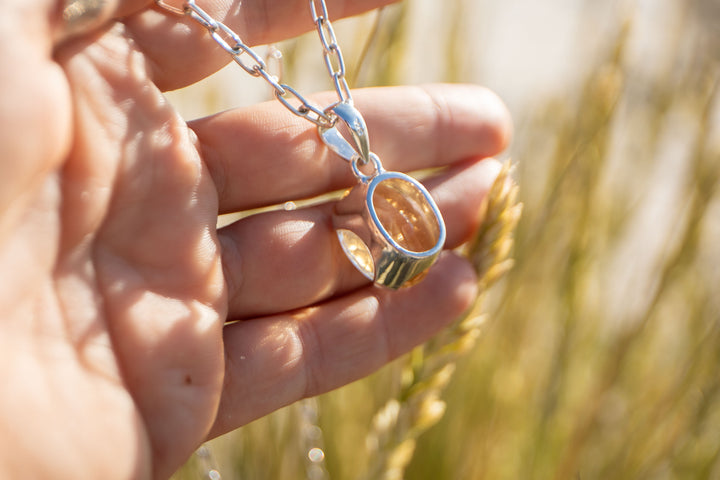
[155,0,446,289]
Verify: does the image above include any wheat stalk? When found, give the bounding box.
[361,161,523,480]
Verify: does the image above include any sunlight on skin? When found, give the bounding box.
[0,1,510,478]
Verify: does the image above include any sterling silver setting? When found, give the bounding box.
[334,170,446,289]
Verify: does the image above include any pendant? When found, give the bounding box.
[319,102,446,289]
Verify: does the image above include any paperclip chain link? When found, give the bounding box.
[155,0,353,128]
[310,0,351,102]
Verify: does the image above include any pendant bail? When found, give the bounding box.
[318,101,371,165]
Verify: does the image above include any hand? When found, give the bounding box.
[0,0,510,478]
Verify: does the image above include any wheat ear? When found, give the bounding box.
[360,162,523,480]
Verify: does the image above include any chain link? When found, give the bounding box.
[311,9,351,102]
[307,0,353,103]
[154,0,353,127]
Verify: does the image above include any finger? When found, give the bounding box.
[124,0,396,91]
[193,84,511,214]
[210,250,478,437]
[220,158,500,319]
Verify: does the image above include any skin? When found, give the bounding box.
[0,0,511,478]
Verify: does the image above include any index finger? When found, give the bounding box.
[123,0,397,91]
[192,83,512,213]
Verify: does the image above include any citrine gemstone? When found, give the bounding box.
[371,177,441,253]
[333,171,445,288]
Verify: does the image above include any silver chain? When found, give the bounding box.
[155,0,352,128]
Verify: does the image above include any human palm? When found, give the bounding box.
[0,0,510,478]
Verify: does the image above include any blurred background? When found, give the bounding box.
[170,0,720,478]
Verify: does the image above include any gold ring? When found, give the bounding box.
[60,0,115,40]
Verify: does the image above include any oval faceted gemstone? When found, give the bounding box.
[371,176,441,253]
